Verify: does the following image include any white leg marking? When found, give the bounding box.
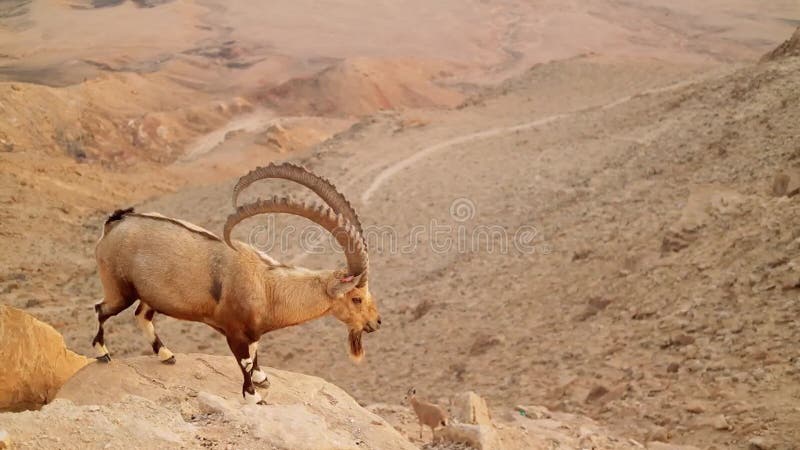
[244,391,262,404]
[241,342,260,373]
[135,308,157,343]
[158,346,174,361]
[252,369,267,384]
[94,342,109,357]
[240,358,254,372]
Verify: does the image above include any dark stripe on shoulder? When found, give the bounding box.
[210,254,223,302]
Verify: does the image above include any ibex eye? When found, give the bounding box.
[352,297,362,305]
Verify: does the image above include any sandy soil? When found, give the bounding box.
[2,1,800,448]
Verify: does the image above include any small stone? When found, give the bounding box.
[666,362,680,373]
[588,297,612,310]
[671,334,695,347]
[686,359,704,373]
[645,425,669,442]
[771,170,800,197]
[707,414,731,431]
[685,401,705,414]
[585,385,609,404]
[197,392,235,415]
[748,436,775,450]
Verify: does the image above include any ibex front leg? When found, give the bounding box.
[251,347,270,388]
[227,335,266,404]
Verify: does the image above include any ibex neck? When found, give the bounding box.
[261,266,333,331]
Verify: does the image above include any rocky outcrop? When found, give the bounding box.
[371,393,642,450]
[0,305,90,411]
[661,185,748,253]
[441,392,496,449]
[761,26,800,61]
[0,353,416,449]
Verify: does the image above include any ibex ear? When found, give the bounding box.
[326,272,364,299]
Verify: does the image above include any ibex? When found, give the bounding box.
[404,387,448,441]
[92,163,381,404]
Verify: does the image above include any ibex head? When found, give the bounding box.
[226,163,381,361]
[326,271,380,361]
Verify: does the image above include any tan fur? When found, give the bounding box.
[405,388,448,441]
[93,212,380,399]
[97,215,379,337]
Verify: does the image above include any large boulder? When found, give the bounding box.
[0,305,90,411]
[0,353,416,449]
[451,391,493,427]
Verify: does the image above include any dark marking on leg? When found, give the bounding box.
[226,335,263,403]
[92,321,105,346]
[151,336,163,354]
[136,303,175,364]
[92,322,111,363]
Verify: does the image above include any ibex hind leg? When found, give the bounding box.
[93,268,138,362]
[134,302,175,364]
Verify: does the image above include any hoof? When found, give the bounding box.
[161,355,177,365]
[256,400,268,405]
[96,354,111,363]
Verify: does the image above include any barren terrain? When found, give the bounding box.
[2,1,800,448]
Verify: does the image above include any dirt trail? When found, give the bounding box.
[360,68,735,204]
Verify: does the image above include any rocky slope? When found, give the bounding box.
[0,354,652,450]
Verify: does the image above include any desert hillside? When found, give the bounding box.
[2,1,800,449]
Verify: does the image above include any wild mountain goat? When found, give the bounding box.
[92,163,381,404]
[404,387,448,440]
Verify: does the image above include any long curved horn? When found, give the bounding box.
[232,163,363,235]
[224,196,368,280]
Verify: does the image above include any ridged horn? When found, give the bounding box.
[232,163,363,235]
[224,196,368,281]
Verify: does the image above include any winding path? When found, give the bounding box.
[360,74,715,205]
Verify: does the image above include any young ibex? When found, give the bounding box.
[404,388,448,441]
[92,163,381,404]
